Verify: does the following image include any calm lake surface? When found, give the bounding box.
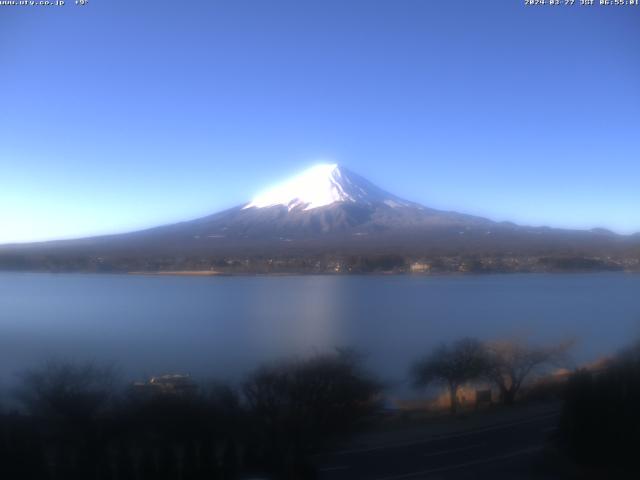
[1,273,639,397]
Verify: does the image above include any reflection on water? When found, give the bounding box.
[1,272,640,395]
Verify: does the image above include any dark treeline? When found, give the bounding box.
[1,251,636,274]
[0,337,571,480]
[0,351,381,480]
[559,340,640,474]
[5,335,640,477]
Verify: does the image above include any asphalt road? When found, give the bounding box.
[316,410,561,480]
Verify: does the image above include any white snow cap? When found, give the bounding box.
[243,163,410,211]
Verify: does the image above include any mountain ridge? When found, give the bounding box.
[1,164,639,274]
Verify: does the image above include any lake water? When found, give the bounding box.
[1,272,639,398]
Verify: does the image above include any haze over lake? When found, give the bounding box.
[2,273,639,397]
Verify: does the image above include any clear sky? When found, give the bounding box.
[1,0,639,244]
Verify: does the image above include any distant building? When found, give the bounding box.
[132,374,198,396]
[409,262,431,273]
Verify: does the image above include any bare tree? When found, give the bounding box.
[484,339,572,405]
[17,360,119,422]
[412,338,489,414]
[243,349,381,477]
[244,349,380,443]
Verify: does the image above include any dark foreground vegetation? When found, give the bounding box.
[558,340,640,474]
[3,336,640,478]
[0,337,568,480]
[0,351,380,480]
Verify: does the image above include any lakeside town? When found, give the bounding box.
[2,252,640,275]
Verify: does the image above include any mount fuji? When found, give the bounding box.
[1,164,638,273]
[138,163,496,244]
[243,164,415,211]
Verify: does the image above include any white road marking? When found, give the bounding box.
[319,465,350,472]
[328,412,559,456]
[373,445,545,480]
[422,443,483,458]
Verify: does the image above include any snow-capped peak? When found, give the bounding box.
[243,163,410,211]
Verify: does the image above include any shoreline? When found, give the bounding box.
[127,270,639,277]
[128,270,226,277]
[1,269,637,277]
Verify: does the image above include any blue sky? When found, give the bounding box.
[1,0,639,243]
